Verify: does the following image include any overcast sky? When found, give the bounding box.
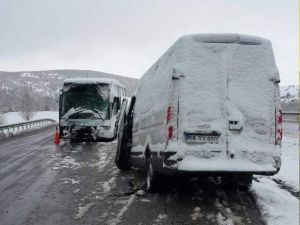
[0,0,298,85]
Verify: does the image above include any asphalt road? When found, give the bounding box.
[0,125,272,225]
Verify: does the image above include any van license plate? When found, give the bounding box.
[184,134,219,144]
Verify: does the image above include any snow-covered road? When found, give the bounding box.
[0,122,298,225]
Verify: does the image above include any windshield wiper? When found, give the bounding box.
[87,108,105,121]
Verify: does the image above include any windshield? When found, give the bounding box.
[61,83,110,119]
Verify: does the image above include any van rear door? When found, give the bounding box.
[177,44,229,155]
[176,41,278,168]
[227,44,276,159]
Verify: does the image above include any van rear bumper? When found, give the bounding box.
[163,154,280,175]
[175,156,279,175]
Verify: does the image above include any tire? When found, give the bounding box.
[146,159,160,193]
[223,174,253,190]
[113,121,118,140]
[237,174,253,189]
[115,98,133,170]
[115,131,131,170]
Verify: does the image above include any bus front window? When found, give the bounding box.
[61,83,110,120]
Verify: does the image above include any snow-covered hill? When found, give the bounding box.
[280,85,299,112]
[0,70,297,112]
[0,70,138,97]
[280,85,299,103]
[0,70,138,111]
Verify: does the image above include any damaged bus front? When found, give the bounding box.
[59,78,126,142]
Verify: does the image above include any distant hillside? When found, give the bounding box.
[280,85,299,112]
[280,85,298,103]
[0,70,298,113]
[0,70,138,112]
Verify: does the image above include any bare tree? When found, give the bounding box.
[19,82,34,121]
[0,112,4,125]
[0,90,6,125]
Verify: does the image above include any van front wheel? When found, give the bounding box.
[146,159,160,193]
[115,133,131,170]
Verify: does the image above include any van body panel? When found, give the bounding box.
[130,33,281,174]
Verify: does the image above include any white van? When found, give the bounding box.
[115,34,282,192]
[59,78,126,142]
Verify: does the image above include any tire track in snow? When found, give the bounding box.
[271,178,300,199]
[0,138,52,180]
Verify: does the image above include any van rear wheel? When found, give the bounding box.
[223,174,253,190]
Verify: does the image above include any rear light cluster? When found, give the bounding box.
[167,106,174,140]
[276,109,282,144]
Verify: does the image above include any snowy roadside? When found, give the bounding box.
[2,111,59,125]
[251,176,299,225]
[252,131,299,225]
[0,122,56,139]
[273,136,299,192]
[0,111,58,139]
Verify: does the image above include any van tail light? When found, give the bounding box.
[166,106,175,140]
[167,107,173,124]
[276,109,282,144]
[168,126,173,139]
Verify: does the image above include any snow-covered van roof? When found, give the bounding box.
[181,33,267,45]
[63,78,124,88]
[136,32,279,132]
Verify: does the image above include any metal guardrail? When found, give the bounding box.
[0,113,297,135]
[282,112,299,122]
[0,119,57,134]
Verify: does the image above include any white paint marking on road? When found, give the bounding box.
[107,194,136,225]
[61,178,80,184]
[153,214,168,224]
[74,202,95,220]
[74,189,80,193]
[102,177,116,194]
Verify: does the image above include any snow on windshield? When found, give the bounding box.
[61,83,110,119]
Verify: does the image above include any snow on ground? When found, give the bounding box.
[252,177,299,225]
[273,136,299,192]
[52,156,82,170]
[252,123,299,225]
[2,111,58,125]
